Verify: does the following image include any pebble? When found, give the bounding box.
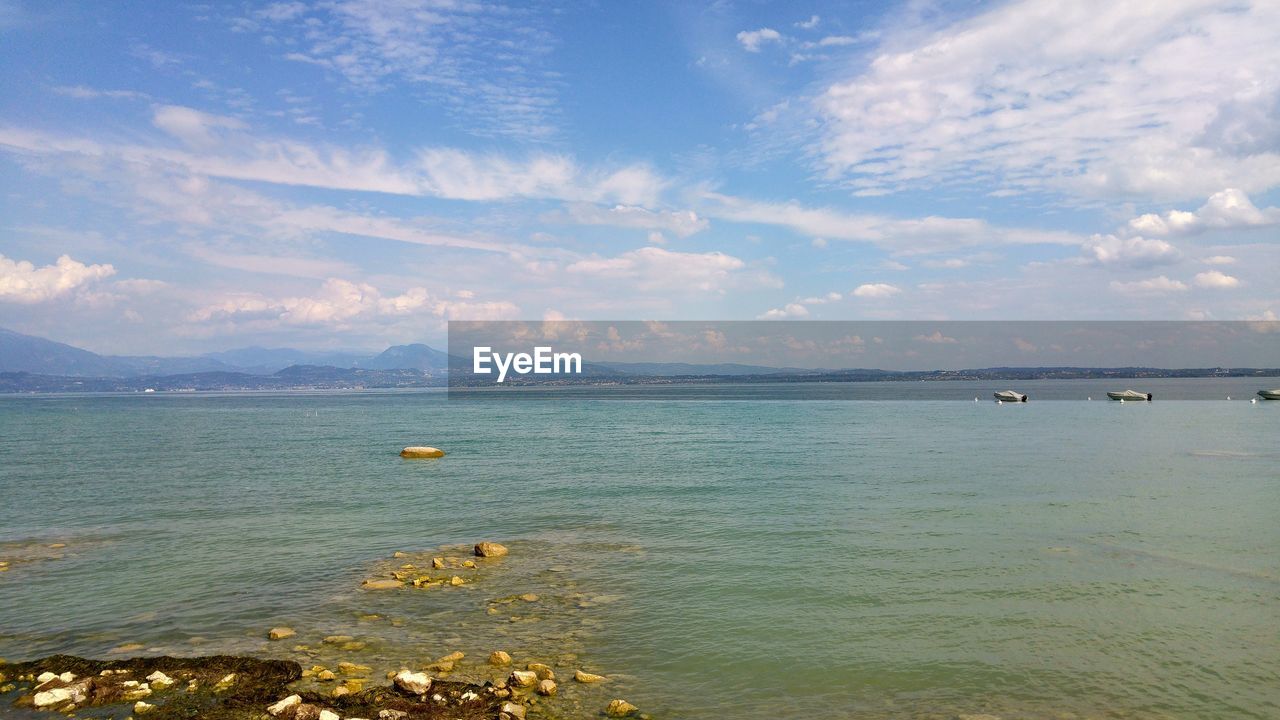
[379,709,409,720]
[519,593,540,602]
[134,700,155,714]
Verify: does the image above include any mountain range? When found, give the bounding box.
[0,328,450,377]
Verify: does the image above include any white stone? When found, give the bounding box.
[33,687,73,708]
[319,710,340,720]
[267,694,302,716]
[36,672,58,684]
[393,669,432,695]
[134,700,156,714]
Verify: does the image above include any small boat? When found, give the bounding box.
[1259,389,1280,400]
[1107,390,1152,401]
[993,390,1027,403]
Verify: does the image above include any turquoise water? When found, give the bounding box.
[1,382,1278,719]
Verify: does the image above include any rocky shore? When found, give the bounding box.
[1,541,645,720]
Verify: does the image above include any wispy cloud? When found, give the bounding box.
[810,0,1280,201]
[245,0,562,140]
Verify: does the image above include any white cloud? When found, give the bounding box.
[852,283,901,298]
[189,278,519,328]
[737,28,783,52]
[566,247,750,292]
[0,254,116,304]
[795,15,820,30]
[53,85,149,101]
[1109,276,1188,294]
[1126,189,1280,236]
[1203,255,1236,265]
[0,125,669,207]
[1082,234,1180,267]
[701,192,1079,252]
[253,0,561,140]
[1193,270,1241,289]
[557,203,708,238]
[811,0,1280,201]
[153,105,246,147]
[758,303,809,319]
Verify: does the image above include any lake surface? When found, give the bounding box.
[2,381,1278,719]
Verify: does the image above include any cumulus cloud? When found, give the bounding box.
[1109,276,1188,294]
[810,0,1280,201]
[189,278,518,328]
[737,28,783,52]
[1193,270,1241,289]
[1126,189,1280,236]
[757,303,809,319]
[1082,234,1180,267]
[0,254,116,304]
[852,283,901,298]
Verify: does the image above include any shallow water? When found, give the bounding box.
[1,382,1278,719]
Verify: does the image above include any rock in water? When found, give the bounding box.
[536,678,557,696]
[361,578,404,590]
[606,699,639,717]
[393,669,432,695]
[499,702,527,720]
[267,694,302,716]
[508,670,537,688]
[400,446,445,459]
[574,670,607,683]
[488,650,512,666]
[474,541,509,558]
[268,627,296,640]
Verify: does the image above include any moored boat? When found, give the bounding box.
[1259,389,1280,400]
[993,390,1027,403]
[1107,390,1152,401]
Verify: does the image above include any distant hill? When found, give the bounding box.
[201,346,371,374]
[0,327,133,377]
[359,343,451,371]
[0,328,445,377]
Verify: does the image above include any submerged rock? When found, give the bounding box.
[536,679,557,696]
[361,579,404,590]
[487,651,512,666]
[473,542,508,558]
[268,627,296,641]
[606,699,639,717]
[574,670,606,683]
[399,446,445,459]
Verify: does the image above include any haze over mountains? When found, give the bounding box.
[0,328,450,377]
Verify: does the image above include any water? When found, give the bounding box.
[1,382,1277,719]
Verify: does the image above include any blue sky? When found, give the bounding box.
[1,0,1277,355]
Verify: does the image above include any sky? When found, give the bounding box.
[0,0,1277,356]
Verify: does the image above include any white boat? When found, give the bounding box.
[1259,389,1280,400]
[993,390,1027,403]
[1107,390,1151,401]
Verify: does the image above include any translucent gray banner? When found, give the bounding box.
[446,321,1280,400]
